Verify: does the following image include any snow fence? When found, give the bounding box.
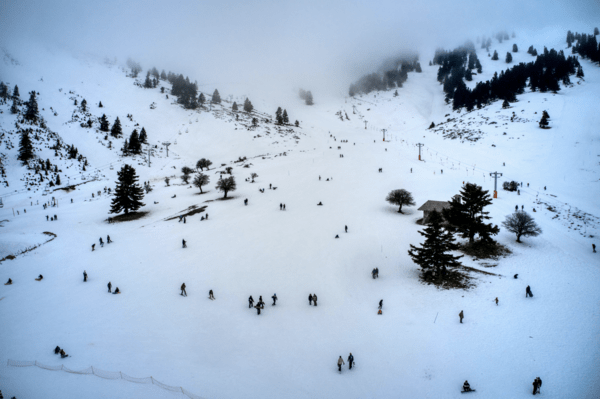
[7,359,206,399]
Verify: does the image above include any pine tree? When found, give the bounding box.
[160,70,167,80]
[0,82,8,100]
[122,139,129,156]
[18,130,34,165]
[100,114,110,132]
[282,109,289,124]
[110,117,122,138]
[502,99,510,109]
[81,99,87,112]
[505,52,513,63]
[243,98,253,112]
[56,174,61,185]
[295,120,300,127]
[12,85,20,100]
[595,27,599,36]
[10,98,19,114]
[442,183,499,244]
[24,91,39,122]
[211,89,221,104]
[232,102,238,111]
[139,127,147,144]
[198,93,206,106]
[415,62,422,73]
[539,113,549,128]
[408,210,463,282]
[491,50,499,61]
[512,44,518,52]
[109,164,145,214]
[275,107,282,119]
[305,91,314,105]
[128,129,141,154]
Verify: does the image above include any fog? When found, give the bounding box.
[1,0,599,97]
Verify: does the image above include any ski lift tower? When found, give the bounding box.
[162,142,171,157]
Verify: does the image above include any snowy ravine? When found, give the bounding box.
[1,30,599,399]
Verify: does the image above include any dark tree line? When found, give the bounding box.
[568,30,600,63]
[168,74,198,109]
[438,45,579,111]
[348,55,421,96]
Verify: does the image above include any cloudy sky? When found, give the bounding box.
[1,0,599,95]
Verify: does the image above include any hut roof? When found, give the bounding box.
[418,200,450,212]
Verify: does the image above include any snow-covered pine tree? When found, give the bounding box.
[282,109,289,124]
[491,50,499,60]
[211,89,221,104]
[408,210,463,282]
[110,117,122,138]
[24,91,39,123]
[128,129,141,154]
[512,44,518,52]
[12,85,20,100]
[100,114,110,132]
[506,52,513,63]
[139,127,147,144]
[305,91,314,105]
[18,130,34,165]
[110,164,145,214]
[243,98,253,112]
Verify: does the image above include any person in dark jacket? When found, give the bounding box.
[209,290,215,300]
[54,346,61,354]
[182,239,187,248]
[249,296,254,308]
[114,287,120,294]
[309,294,313,305]
[533,377,542,394]
[83,270,87,282]
[271,293,277,305]
[459,310,464,323]
[60,349,68,358]
[313,293,318,306]
[378,299,383,310]
[526,285,533,297]
[255,304,261,315]
[347,353,354,370]
[345,225,348,233]
[99,237,104,247]
[36,274,43,281]
[107,235,112,243]
[463,381,472,392]
[181,283,187,296]
[107,282,112,293]
[92,244,95,251]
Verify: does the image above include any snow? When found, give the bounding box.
[1,29,599,399]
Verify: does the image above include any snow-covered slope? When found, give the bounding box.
[0,29,599,399]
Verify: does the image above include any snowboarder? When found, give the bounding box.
[345,225,348,233]
[309,294,313,305]
[348,353,354,370]
[313,293,318,306]
[317,202,323,206]
[495,297,499,305]
[60,349,68,358]
[83,271,87,282]
[593,244,596,253]
[92,244,95,251]
[181,283,187,296]
[107,235,111,243]
[114,287,120,294]
[462,380,473,392]
[459,310,464,323]
[182,239,187,248]
[249,296,254,308]
[271,293,277,305]
[378,299,383,310]
[526,285,533,298]
[36,274,43,281]
[99,237,104,247]
[107,282,112,293]
[54,346,61,354]
[209,290,215,300]
[337,356,345,372]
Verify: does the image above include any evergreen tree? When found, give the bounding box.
[232,101,238,111]
[99,101,103,107]
[491,50,499,60]
[407,210,463,282]
[506,52,513,63]
[198,93,206,106]
[527,45,534,54]
[128,129,141,154]
[12,85,20,100]
[295,120,300,127]
[415,62,422,73]
[139,127,147,143]
[193,172,210,193]
[160,70,167,80]
[0,82,8,100]
[512,44,518,52]
[18,130,34,165]
[144,72,153,88]
[110,117,122,138]
[305,91,314,105]
[109,164,145,214]
[275,107,282,119]
[81,99,87,112]
[24,91,39,122]
[215,176,236,198]
[122,139,129,156]
[539,113,549,128]
[10,98,19,114]
[595,27,599,36]
[283,109,289,124]
[465,69,473,81]
[243,98,253,112]
[100,114,110,132]
[442,183,499,244]
[502,99,510,109]
[211,89,221,104]
[56,174,61,185]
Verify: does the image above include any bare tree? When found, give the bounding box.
[250,172,258,182]
[196,158,213,171]
[216,176,236,198]
[193,173,210,193]
[502,211,542,242]
[181,166,194,184]
[386,189,416,213]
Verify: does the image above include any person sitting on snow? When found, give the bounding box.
[463,381,472,392]
[54,346,61,354]
[60,349,68,358]
[5,278,12,285]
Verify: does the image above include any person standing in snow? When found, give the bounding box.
[271,293,277,305]
[209,290,215,300]
[347,353,354,370]
[181,283,187,296]
[83,271,87,282]
[345,225,348,233]
[92,244,95,251]
[593,244,596,253]
[249,296,254,308]
[532,377,542,395]
[280,203,283,210]
[107,235,112,243]
[107,282,112,293]
[309,294,313,305]
[244,198,248,206]
[255,303,261,315]
[182,239,187,248]
[372,269,377,279]
[495,297,499,306]
[99,237,104,247]
[54,346,61,354]
[337,356,345,372]
[313,293,318,306]
[526,285,533,298]
[459,310,464,323]
[378,300,383,310]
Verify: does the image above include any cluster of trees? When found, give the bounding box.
[348,56,421,96]
[527,46,539,57]
[568,29,600,63]
[275,107,289,125]
[298,89,313,105]
[440,46,579,111]
[434,41,482,89]
[181,158,236,198]
[144,72,159,89]
[233,98,253,112]
[122,128,147,156]
[169,74,198,109]
[126,58,142,78]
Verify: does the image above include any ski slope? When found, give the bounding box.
[1,30,599,399]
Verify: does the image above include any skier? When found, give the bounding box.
[83,271,87,282]
[372,269,377,279]
[182,239,187,248]
[462,380,472,392]
[345,225,348,233]
[99,237,104,247]
[337,356,345,372]
[495,297,499,306]
[107,235,111,243]
[348,353,354,370]
[209,290,215,300]
[181,283,187,296]
[255,303,261,315]
[459,310,464,323]
[593,244,596,253]
[533,377,542,395]
[107,282,112,293]
[313,293,318,306]
[378,299,383,310]
[54,346,61,354]
[309,294,313,305]
[92,244,95,251]
[60,349,68,358]
[271,293,277,305]
[244,198,248,206]
[526,285,533,298]
[249,295,254,308]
